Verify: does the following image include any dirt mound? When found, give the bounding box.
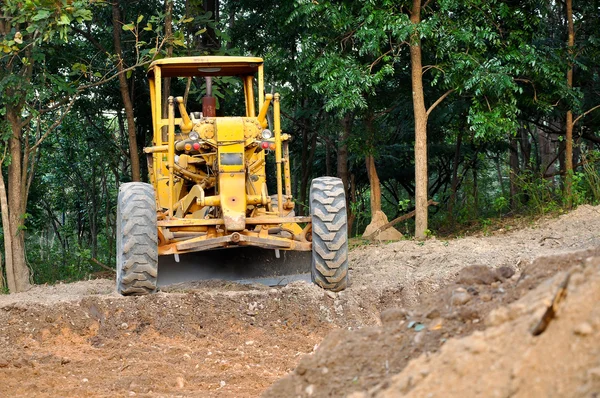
[375,256,600,397]
[265,248,598,397]
[1,205,600,397]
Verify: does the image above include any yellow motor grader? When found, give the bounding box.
[116,56,348,295]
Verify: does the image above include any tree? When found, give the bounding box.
[0,0,168,291]
[0,2,95,292]
[112,1,141,182]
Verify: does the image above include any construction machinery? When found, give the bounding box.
[116,56,348,295]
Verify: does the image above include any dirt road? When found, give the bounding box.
[2,205,600,397]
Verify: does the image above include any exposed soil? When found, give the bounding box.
[1,205,600,397]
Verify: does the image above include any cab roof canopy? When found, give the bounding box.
[148,56,264,78]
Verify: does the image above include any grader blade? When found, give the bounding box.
[156,248,311,288]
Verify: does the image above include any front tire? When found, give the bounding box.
[310,177,349,291]
[116,182,158,295]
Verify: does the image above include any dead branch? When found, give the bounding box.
[90,258,115,273]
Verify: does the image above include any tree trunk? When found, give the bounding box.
[472,166,479,217]
[0,167,14,292]
[410,0,429,239]
[565,0,574,207]
[5,110,30,292]
[299,132,316,216]
[112,1,141,182]
[447,129,462,224]
[519,126,531,171]
[338,114,352,234]
[325,140,332,177]
[538,127,558,177]
[509,134,520,211]
[162,0,174,118]
[202,0,220,50]
[338,114,351,194]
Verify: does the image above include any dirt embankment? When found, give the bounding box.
[1,205,600,397]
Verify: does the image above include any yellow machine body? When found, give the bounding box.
[144,56,310,257]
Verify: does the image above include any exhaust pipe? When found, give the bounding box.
[203,77,216,117]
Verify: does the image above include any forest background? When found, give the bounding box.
[0,0,599,292]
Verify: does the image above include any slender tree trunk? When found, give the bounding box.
[5,110,30,292]
[202,0,220,50]
[348,173,356,234]
[565,0,574,207]
[410,0,428,239]
[447,130,462,224]
[325,140,332,177]
[519,126,531,171]
[112,1,141,182]
[472,166,479,217]
[338,114,352,233]
[299,133,317,216]
[509,134,520,211]
[338,114,351,194]
[162,0,174,117]
[0,168,14,292]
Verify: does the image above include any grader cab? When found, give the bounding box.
[115,56,348,295]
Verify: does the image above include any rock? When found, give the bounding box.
[587,367,600,381]
[456,265,498,285]
[467,337,488,354]
[413,332,424,344]
[574,322,594,336]
[380,308,406,325]
[176,377,185,388]
[326,291,337,299]
[426,308,440,319]
[496,266,515,279]
[480,293,492,302]
[466,286,479,295]
[305,384,315,396]
[457,308,479,321]
[183,353,191,361]
[428,318,443,331]
[486,307,510,327]
[451,288,471,306]
[347,392,367,398]
[296,363,307,376]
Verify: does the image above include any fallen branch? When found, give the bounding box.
[364,199,439,240]
[90,258,116,274]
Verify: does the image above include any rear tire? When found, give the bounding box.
[310,177,349,291]
[116,182,158,295]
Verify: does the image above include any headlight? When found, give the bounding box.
[261,129,273,139]
[189,131,199,140]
